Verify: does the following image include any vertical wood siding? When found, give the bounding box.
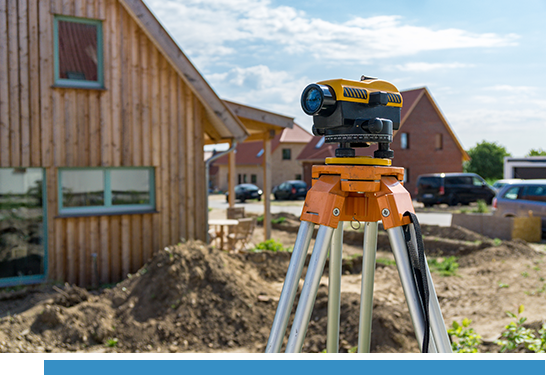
[0,0,207,286]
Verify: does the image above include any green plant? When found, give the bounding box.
[105,338,119,348]
[498,282,509,288]
[521,271,529,278]
[271,216,286,224]
[496,305,546,353]
[472,200,489,213]
[448,318,482,353]
[493,238,502,246]
[256,215,264,223]
[427,256,459,276]
[253,239,289,252]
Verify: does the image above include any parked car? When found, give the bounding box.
[225,184,263,203]
[415,173,496,207]
[493,180,546,234]
[273,180,308,200]
[492,178,523,191]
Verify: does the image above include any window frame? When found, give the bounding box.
[53,15,104,89]
[435,133,443,150]
[57,167,156,217]
[282,148,291,160]
[0,168,48,287]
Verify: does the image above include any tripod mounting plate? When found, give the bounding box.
[302,164,413,230]
[325,156,391,166]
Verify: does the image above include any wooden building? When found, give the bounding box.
[0,0,250,287]
[298,87,471,195]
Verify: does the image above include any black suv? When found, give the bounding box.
[415,173,496,207]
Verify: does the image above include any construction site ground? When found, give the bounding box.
[1,205,546,353]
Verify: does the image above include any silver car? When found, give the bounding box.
[493,179,546,234]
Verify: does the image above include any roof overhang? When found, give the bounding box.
[223,101,294,143]
[120,0,249,144]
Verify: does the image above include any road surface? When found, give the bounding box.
[208,194,452,227]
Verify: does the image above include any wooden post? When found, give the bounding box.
[228,141,236,208]
[263,131,273,241]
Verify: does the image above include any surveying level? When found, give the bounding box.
[301,76,402,158]
[265,77,452,353]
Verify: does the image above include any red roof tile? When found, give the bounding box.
[213,123,312,165]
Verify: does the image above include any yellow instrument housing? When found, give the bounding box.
[317,78,403,108]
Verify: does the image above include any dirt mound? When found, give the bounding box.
[1,226,546,353]
[101,241,281,352]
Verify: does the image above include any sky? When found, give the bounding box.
[145,0,546,157]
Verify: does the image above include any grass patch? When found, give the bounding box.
[427,256,459,276]
[252,239,291,252]
[376,257,396,266]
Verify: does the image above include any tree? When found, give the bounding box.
[526,148,546,157]
[463,141,511,180]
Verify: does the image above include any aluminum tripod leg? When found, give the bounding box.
[387,226,454,353]
[407,224,452,353]
[327,221,343,353]
[285,225,335,353]
[266,221,314,353]
[358,221,378,353]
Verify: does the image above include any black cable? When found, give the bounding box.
[403,212,430,353]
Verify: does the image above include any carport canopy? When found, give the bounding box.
[208,101,294,241]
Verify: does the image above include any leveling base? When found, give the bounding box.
[265,161,452,353]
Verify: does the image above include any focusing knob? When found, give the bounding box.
[368,118,383,133]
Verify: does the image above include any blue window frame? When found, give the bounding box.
[53,15,104,89]
[58,167,156,216]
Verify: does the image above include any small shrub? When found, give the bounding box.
[472,200,489,213]
[496,305,546,353]
[256,215,264,223]
[448,318,482,353]
[493,238,502,246]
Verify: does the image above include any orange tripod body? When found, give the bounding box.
[300,161,414,230]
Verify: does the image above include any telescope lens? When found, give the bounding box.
[304,87,322,114]
[301,83,336,116]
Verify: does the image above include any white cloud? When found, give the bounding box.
[146,0,519,66]
[207,65,311,119]
[393,62,473,72]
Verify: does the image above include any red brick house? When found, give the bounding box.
[297,87,470,196]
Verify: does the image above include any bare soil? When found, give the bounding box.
[1,212,546,353]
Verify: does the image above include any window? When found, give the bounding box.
[521,185,546,202]
[315,137,325,148]
[251,174,257,184]
[400,133,409,149]
[446,176,472,186]
[435,134,443,150]
[0,168,47,285]
[403,168,409,183]
[503,187,520,200]
[472,177,485,186]
[282,149,291,160]
[295,174,302,180]
[58,167,155,215]
[54,16,103,89]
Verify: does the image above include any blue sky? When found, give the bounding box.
[145,0,546,157]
